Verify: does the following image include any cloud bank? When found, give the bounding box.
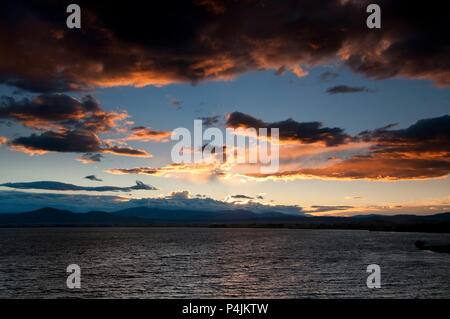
[0,190,448,217]
[0,0,449,94]
[0,190,302,215]
[107,113,450,181]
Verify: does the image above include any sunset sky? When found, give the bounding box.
[0,0,449,216]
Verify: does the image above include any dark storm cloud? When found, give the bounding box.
[0,180,158,192]
[0,0,448,93]
[326,85,372,94]
[84,175,102,182]
[0,93,151,159]
[0,94,124,131]
[226,111,351,146]
[8,131,150,157]
[2,77,82,94]
[358,115,450,144]
[9,130,102,155]
[356,115,450,157]
[1,94,94,125]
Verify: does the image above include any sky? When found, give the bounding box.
[0,0,449,216]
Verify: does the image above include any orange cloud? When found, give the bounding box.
[0,136,7,146]
[244,155,450,181]
[238,115,450,181]
[124,127,172,142]
[105,162,233,183]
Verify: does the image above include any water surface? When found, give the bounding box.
[0,227,449,298]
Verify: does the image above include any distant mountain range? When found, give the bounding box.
[0,207,449,233]
[0,207,143,226]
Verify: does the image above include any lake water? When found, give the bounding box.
[0,227,449,298]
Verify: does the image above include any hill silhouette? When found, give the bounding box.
[0,207,145,226]
[0,207,449,233]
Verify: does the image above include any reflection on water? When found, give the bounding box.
[0,227,449,298]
